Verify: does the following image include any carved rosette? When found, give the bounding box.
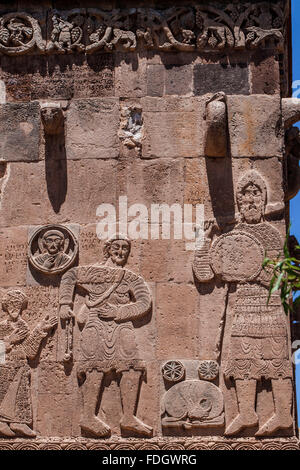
[28,225,78,275]
[162,360,185,383]
[198,360,219,381]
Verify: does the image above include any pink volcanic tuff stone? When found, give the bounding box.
[0,0,297,450]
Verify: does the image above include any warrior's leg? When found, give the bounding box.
[0,421,15,437]
[80,369,110,437]
[9,423,36,437]
[225,378,258,436]
[256,378,293,436]
[119,369,153,437]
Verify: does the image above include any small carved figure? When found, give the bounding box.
[196,8,234,50]
[41,104,65,135]
[136,8,194,52]
[47,13,84,53]
[29,226,77,275]
[59,234,153,438]
[0,290,57,437]
[193,170,293,437]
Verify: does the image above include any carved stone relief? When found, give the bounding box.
[59,234,153,438]
[47,11,85,54]
[193,170,293,437]
[0,12,45,56]
[41,103,65,135]
[161,360,224,430]
[0,3,286,56]
[0,289,57,437]
[28,225,78,275]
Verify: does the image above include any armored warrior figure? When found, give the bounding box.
[193,170,293,437]
[0,290,57,437]
[59,234,153,438]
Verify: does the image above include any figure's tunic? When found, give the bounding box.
[59,265,152,374]
[193,222,292,381]
[34,252,71,270]
[0,319,46,424]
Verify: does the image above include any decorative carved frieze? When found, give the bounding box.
[0,437,299,450]
[0,3,286,56]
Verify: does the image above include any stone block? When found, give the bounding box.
[250,51,280,95]
[156,283,198,359]
[142,96,205,158]
[194,64,249,96]
[0,101,40,161]
[227,95,283,158]
[0,159,117,227]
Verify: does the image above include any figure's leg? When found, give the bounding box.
[0,421,15,437]
[256,378,293,436]
[119,369,153,437]
[225,379,258,436]
[80,369,110,437]
[9,422,36,437]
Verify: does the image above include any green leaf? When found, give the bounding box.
[271,272,285,294]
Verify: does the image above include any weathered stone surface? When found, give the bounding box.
[0,54,114,102]
[0,0,296,451]
[156,283,198,359]
[250,51,280,95]
[66,98,119,160]
[142,97,205,158]
[227,95,283,158]
[194,64,249,96]
[0,101,40,161]
[0,159,117,227]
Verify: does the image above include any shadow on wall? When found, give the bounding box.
[44,118,68,214]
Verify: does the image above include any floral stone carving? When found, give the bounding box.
[162,360,185,383]
[198,360,219,381]
[0,3,286,56]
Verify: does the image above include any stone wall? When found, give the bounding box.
[0,0,299,449]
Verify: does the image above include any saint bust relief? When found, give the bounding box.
[28,225,78,275]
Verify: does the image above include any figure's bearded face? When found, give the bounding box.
[44,235,64,255]
[6,300,23,320]
[239,183,264,224]
[108,240,130,267]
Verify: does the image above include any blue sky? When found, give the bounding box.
[291,0,300,422]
